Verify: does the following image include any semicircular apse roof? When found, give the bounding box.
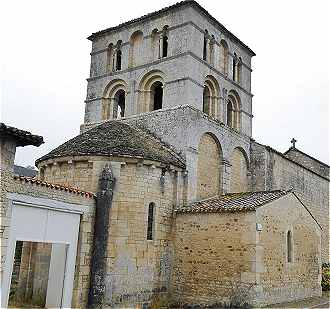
[36,121,185,168]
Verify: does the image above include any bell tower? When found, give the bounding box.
[83,0,255,137]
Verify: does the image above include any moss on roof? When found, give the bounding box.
[176,190,290,214]
[36,121,185,168]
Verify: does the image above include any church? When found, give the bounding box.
[1,1,329,308]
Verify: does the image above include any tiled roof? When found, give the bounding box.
[87,0,255,56]
[36,121,185,168]
[0,123,44,147]
[13,175,95,199]
[176,190,290,214]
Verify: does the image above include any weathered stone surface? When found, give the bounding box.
[250,142,329,262]
[171,193,322,307]
[37,121,185,169]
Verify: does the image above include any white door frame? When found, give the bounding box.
[2,194,83,308]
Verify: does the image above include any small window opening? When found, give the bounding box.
[227,101,233,128]
[203,37,207,60]
[162,35,168,58]
[114,90,125,119]
[233,59,237,81]
[287,230,293,263]
[203,86,210,115]
[152,82,163,110]
[116,49,122,71]
[147,203,155,240]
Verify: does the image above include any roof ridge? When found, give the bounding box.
[284,147,330,168]
[252,141,330,181]
[87,0,255,56]
[13,175,96,198]
[36,120,185,168]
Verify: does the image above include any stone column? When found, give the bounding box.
[88,165,116,308]
[222,88,228,125]
[217,95,223,122]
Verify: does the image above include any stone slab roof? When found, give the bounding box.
[36,121,185,168]
[177,190,290,214]
[87,0,255,56]
[0,123,44,147]
[253,141,329,182]
[284,147,329,179]
[14,175,95,198]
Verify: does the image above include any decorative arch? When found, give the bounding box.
[115,40,122,71]
[161,25,169,58]
[129,30,144,67]
[203,75,220,119]
[102,79,128,120]
[237,57,242,83]
[197,133,223,199]
[209,35,215,65]
[106,43,114,72]
[233,53,238,81]
[230,147,249,192]
[220,40,229,75]
[151,28,160,60]
[138,70,165,113]
[227,90,241,131]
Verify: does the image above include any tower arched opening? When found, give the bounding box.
[138,70,165,113]
[114,89,126,119]
[151,81,163,111]
[220,40,229,74]
[202,76,220,118]
[227,90,241,131]
[102,79,127,120]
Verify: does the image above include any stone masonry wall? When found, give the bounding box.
[197,133,221,199]
[41,160,94,193]
[230,148,248,192]
[1,167,95,309]
[251,142,329,262]
[170,211,257,306]
[86,3,253,135]
[0,138,17,274]
[285,148,329,179]
[39,155,183,307]
[15,242,52,306]
[121,106,251,201]
[103,162,180,308]
[256,194,322,305]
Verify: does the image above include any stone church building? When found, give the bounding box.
[1,0,329,308]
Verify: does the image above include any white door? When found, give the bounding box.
[2,202,81,308]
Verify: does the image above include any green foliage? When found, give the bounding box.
[321,262,330,291]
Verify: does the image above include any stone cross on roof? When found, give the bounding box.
[291,138,297,148]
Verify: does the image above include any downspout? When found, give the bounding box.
[88,164,115,308]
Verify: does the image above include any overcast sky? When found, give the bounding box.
[1,0,329,167]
